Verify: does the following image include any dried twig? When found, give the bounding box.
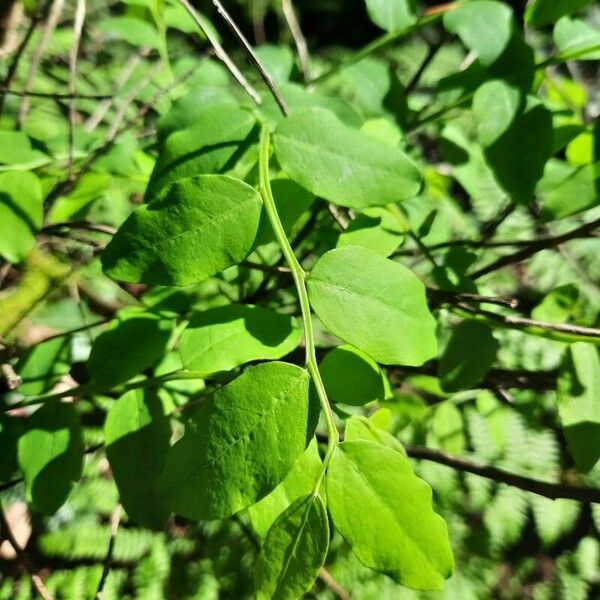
[84,48,151,132]
[318,568,352,600]
[0,0,52,116]
[68,0,86,179]
[471,216,600,279]
[0,507,54,600]
[210,0,289,116]
[177,0,262,106]
[282,0,311,81]
[18,0,65,126]
[95,503,122,600]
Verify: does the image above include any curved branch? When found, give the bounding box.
[406,445,600,503]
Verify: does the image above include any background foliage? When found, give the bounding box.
[1,0,600,598]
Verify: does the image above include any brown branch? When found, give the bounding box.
[406,445,600,503]
[210,0,289,116]
[318,568,353,600]
[392,363,557,392]
[0,88,112,100]
[0,507,54,600]
[95,503,122,600]
[457,303,600,340]
[427,288,519,309]
[471,216,600,279]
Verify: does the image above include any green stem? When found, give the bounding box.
[258,127,339,491]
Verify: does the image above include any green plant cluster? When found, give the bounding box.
[1,0,600,598]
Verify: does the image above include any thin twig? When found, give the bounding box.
[282,0,311,81]
[95,503,122,600]
[18,0,65,126]
[44,66,197,211]
[0,363,22,390]
[105,61,163,141]
[68,0,86,179]
[84,48,151,132]
[210,0,289,116]
[0,507,54,600]
[457,303,600,340]
[1,88,111,100]
[0,0,52,116]
[42,221,117,235]
[405,33,445,95]
[406,445,600,503]
[471,217,600,279]
[318,568,353,600]
[428,288,519,309]
[177,0,262,106]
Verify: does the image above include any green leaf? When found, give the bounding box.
[526,0,595,27]
[274,108,421,209]
[532,284,580,323]
[430,402,465,454]
[365,0,417,32]
[157,362,314,520]
[248,439,323,538]
[18,403,84,515]
[101,175,263,286]
[327,440,453,590]
[255,495,329,600]
[553,17,600,61]
[337,206,405,257]
[0,415,23,482]
[147,105,256,201]
[16,336,71,396]
[105,388,172,529]
[443,1,513,66]
[473,83,553,205]
[0,131,48,166]
[345,416,406,455]
[557,343,600,472]
[307,246,437,366]
[87,313,172,388]
[179,304,302,375]
[438,320,498,392]
[320,345,387,406]
[0,171,43,263]
[98,16,161,48]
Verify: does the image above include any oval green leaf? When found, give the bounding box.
[438,320,498,392]
[156,362,314,520]
[105,388,172,529]
[18,403,84,515]
[0,171,43,263]
[557,343,600,472]
[87,313,172,389]
[179,304,302,375]
[274,108,421,209]
[327,440,453,590]
[255,495,329,600]
[320,345,387,406]
[101,175,263,286]
[307,246,437,366]
[365,0,417,32]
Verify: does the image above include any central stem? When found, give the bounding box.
[258,127,340,484]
